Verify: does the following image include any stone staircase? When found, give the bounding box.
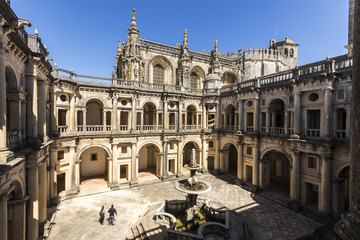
[126,204,168,240]
[126,203,249,240]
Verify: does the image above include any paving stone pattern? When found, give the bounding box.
[48,174,320,240]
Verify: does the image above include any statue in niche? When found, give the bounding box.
[128,62,132,79]
[139,62,145,81]
[134,64,138,79]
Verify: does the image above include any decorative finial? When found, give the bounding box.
[132,8,136,20]
[34,28,38,36]
[54,63,57,67]
[184,29,187,38]
[44,44,47,50]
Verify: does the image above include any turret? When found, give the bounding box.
[177,29,191,87]
[210,40,220,74]
[116,8,144,81]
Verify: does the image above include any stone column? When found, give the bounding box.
[131,98,137,131]
[178,101,183,131]
[202,103,207,129]
[130,142,138,184]
[350,0,360,227]
[284,110,289,135]
[0,195,8,240]
[239,99,244,132]
[294,90,301,136]
[39,161,47,225]
[111,143,119,188]
[68,146,77,194]
[177,141,183,176]
[26,74,38,141]
[201,136,207,171]
[254,96,260,133]
[83,110,87,130]
[324,86,333,137]
[0,41,6,151]
[38,80,47,141]
[259,160,264,188]
[69,94,76,131]
[102,110,106,130]
[319,155,331,213]
[112,95,118,132]
[335,2,360,237]
[184,114,188,129]
[163,141,168,179]
[290,151,300,201]
[49,148,57,199]
[252,143,259,186]
[50,85,57,135]
[266,111,270,133]
[27,163,39,240]
[164,100,168,130]
[237,143,243,180]
[215,99,221,129]
[214,138,220,172]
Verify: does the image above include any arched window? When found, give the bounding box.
[290,49,294,57]
[190,72,199,89]
[284,48,289,56]
[153,64,164,85]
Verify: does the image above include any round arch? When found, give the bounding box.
[84,97,105,107]
[186,104,198,112]
[260,147,292,167]
[182,140,201,166]
[5,65,19,91]
[76,144,112,162]
[136,141,162,155]
[220,141,239,175]
[148,56,174,85]
[141,100,158,110]
[334,162,351,178]
[261,149,291,197]
[190,66,206,89]
[138,142,162,179]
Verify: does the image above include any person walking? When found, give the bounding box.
[99,206,106,225]
[108,204,117,226]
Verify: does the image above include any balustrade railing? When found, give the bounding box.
[269,127,285,134]
[336,130,346,138]
[306,129,320,137]
[261,127,266,133]
[142,125,157,131]
[57,126,67,133]
[86,125,104,132]
[119,125,128,131]
[246,126,254,132]
[169,125,176,130]
[7,131,18,146]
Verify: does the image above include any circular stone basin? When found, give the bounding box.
[174,179,212,195]
[184,164,202,171]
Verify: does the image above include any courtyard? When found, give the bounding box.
[47,174,320,240]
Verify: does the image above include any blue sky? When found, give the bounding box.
[12,0,348,78]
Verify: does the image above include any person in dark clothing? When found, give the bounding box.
[99,206,106,225]
[108,204,117,225]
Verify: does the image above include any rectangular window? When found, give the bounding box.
[121,146,127,154]
[338,90,344,100]
[306,110,321,136]
[289,95,294,105]
[90,153,97,161]
[246,146,252,155]
[209,141,214,148]
[57,150,64,160]
[307,156,317,169]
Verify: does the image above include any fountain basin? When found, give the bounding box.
[174,179,212,195]
[184,163,202,171]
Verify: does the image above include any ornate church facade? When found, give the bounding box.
[0,1,354,239]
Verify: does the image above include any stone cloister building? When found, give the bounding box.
[0,1,354,239]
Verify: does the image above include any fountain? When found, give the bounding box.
[174,149,212,223]
[155,148,229,239]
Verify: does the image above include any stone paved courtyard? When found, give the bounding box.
[47,174,320,240]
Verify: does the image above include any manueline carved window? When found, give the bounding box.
[153,64,164,85]
[190,72,199,89]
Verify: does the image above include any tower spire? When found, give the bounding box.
[183,29,188,48]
